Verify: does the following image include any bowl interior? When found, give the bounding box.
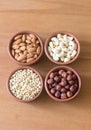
[7,67,43,102]
[45,32,80,65]
[45,66,81,102]
[8,31,43,66]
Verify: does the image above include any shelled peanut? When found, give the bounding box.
[11,33,41,63]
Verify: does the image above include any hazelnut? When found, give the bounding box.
[65,85,70,90]
[72,74,77,80]
[67,70,73,75]
[61,71,67,78]
[48,85,53,90]
[67,75,72,81]
[61,88,67,93]
[59,70,64,75]
[54,76,61,82]
[52,82,57,87]
[49,72,55,79]
[55,85,62,91]
[47,79,54,85]
[68,80,75,85]
[70,85,77,93]
[60,80,67,86]
[61,93,67,99]
[55,91,61,98]
[67,91,73,98]
[50,88,56,95]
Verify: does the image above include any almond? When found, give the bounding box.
[26,40,31,44]
[34,54,38,59]
[27,35,32,41]
[12,44,19,49]
[26,58,34,63]
[27,44,33,49]
[17,54,26,61]
[27,53,33,58]
[13,39,22,45]
[37,46,41,55]
[15,54,19,60]
[36,40,40,44]
[27,47,36,52]
[20,46,26,51]
[22,34,26,42]
[19,42,26,47]
[21,59,26,63]
[15,49,20,53]
[29,34,36,43]
[23,50,27,55]
[14,35,22,40]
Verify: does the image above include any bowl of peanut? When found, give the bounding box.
[45,31,80,65]
[8,31,43,65]
[7,67,43,102]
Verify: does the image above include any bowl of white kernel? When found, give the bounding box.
[45,32,80,65]
[7,67,43,102]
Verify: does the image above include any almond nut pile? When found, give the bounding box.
[11,33,41,63]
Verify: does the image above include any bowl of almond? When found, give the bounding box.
[8,31,43,65]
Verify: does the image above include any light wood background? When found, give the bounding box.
[0,0,91,130]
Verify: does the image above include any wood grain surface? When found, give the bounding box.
[0,0,91,130]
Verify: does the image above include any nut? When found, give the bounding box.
[26,58,34,63]
[17,54,26,61]
[14,34,22,40]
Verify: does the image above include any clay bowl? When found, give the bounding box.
[8,31,43,66]
[45,66,81,102]
[7,67,43,103]
[45,31,80,65]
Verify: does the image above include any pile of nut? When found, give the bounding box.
[48,34,77,62]
[9,69,42,101]
[11,33,41,63]
[47,69,78,99]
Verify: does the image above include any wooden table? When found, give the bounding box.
[0,0,91,130]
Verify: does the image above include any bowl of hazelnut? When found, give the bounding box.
[45,66,81,102]
[45,31,80,65]
[8,31,43,66]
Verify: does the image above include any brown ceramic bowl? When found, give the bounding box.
[8,31,43,66]
[45,31,80,65]
[7,67,43,102]
[45,66,81,102]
